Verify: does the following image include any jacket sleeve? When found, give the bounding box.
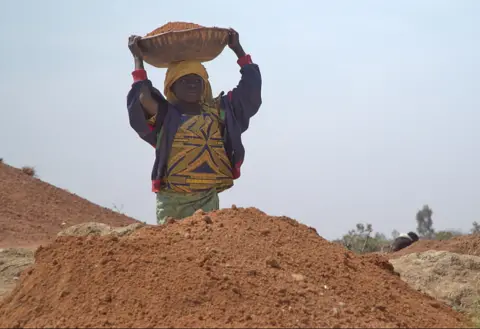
[127,72,167,147]
[227,55,262,133]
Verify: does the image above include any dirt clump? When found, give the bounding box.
[391,250,480,324]
[0,162,139,248]
[391,234,480,259]
[360,253,398,275]
[0,248,34,301]
[0,208,468,328]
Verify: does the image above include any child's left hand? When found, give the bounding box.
[228,29,245,58]
[228,29,240,50]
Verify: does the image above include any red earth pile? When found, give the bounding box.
[0,208,467,328]
[0,162,138,248]
[391,234,480,259]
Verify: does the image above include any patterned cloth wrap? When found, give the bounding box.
[164,105,233,193]
[156,104,232,224]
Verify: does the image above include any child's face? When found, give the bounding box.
[172,74,204,103]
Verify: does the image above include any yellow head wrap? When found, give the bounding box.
[164,61,213,105]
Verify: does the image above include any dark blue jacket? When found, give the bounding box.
[126,56,262,192]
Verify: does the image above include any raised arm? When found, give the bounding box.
[126,35,168,147]
[225,29,262,133]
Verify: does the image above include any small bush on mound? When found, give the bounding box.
[21,166,36,177]
[0,158,3,163]
[435,230,463,241]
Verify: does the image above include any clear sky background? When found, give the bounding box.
[1,0,478,240]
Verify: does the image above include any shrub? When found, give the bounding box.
[434,230,463,241]
[21,166,36,177]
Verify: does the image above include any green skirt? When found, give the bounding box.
[156,189,219,224]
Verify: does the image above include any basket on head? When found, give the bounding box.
[137,22,230,68]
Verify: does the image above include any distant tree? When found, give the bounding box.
[391,229,400,240]
[339,223,391,254]
[472,222,480,234]
[416,205,435,239]
[112,203,125,215]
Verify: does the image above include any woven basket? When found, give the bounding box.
[138,27,230,68]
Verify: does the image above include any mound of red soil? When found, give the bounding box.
[0,208,467,328]
[0,163,139,248]
[391,234,480,259]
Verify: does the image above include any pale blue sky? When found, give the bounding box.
[1,0,479,240]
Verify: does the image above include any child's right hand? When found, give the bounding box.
[128,35,143,59]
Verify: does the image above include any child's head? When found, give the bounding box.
[407,232,419,242]
[171,73,204,103]
[164,61,213,104]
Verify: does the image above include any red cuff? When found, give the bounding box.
[132,69,148,82]
[152,179,162,193]
[232,161,243,179]
[237,54,252,67]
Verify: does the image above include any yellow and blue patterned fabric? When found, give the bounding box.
[163,105,233,193]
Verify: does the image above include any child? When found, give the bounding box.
[391,232,419,252]
[126,29,262,224]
